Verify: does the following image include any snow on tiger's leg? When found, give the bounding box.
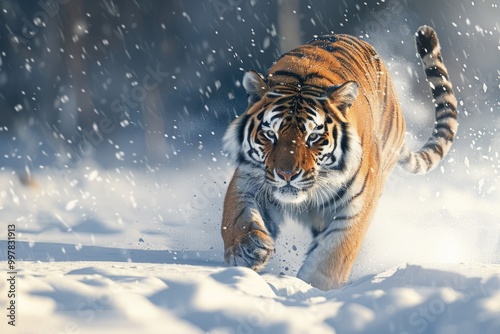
[221,169,275,271]
[297,213,372,291]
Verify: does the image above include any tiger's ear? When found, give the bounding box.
[326,81,358,114]
[243,70,269,105]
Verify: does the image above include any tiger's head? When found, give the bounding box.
[224,70,363,206]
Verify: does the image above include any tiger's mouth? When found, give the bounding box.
[273,185,308,204]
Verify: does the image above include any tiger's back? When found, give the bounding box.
[221,26,457,290]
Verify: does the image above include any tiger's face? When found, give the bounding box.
[224,70,361,205]
[253,101,337,204]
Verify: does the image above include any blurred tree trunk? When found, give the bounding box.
[142,89,167,163]
[277,0,302,53]
[61,0,95,142]
[133,3,169,163]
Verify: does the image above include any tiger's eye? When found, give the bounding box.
[264,129,276,140]
[308,133,320,143]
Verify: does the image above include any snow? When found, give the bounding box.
[3,260,500,333]
[1,0,499,332]
[0,162,499,333]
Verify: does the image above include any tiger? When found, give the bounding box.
[221,26,458,291]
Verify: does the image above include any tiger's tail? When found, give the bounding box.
[398,26,458,174]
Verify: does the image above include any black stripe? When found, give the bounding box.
[322,226,350,239]
[297,122,307,132]
[266,92,283,98]
[433,127,455,142]
[317,100,344,124]
[254,136,264,145]
[302,97,319,107]
[285,51,306,59]
[311,228,321,238]
[343,35,368,52]
[273,105,288,112]
[307,35,340,53]
[412,156,423,173]
[332,125,339,153]
[423,142,444,158]
[237,114,250,144]
[270,113,284,122]
[435,102,457,113]
[399,150,411,164]
[434,123,454,134]
[271,70,304,83]
[340,36,373,65]
[307,35,338,44]
[335,49,367,74]
[238,240,268,262]
[420,151,433,168]
[306,241,318,256]
[416,31,436,58]
[234,210,245,224]
[425,66,448,79]
[331,214,360,222]
[274,96,295,105]
[272,87,298,95]
[246,118,256,153]
[337,122,350,170]
[432,84,454,99]
[305,108,317,116]
[335,171,369,211]
[241,193,258,203]
[324,163,363,207]
[312,42,338,53]
[304,72,333,84]
[301,90,323,98]
[247,118,255,136]
[325,182,350,208]
[236,153,247,164]
[261,211,278,238]
[436,109,458,122]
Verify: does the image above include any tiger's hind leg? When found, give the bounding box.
[221,169,275,271]
[297,220,369,290]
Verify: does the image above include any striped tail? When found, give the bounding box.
[398,26,458,174]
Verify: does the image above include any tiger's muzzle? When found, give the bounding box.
[270,168,309,204]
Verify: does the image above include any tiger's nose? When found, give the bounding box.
[276,168,301,182]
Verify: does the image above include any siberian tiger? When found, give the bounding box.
[221,26,457,290]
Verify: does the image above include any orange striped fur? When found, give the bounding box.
[221,26,457,290]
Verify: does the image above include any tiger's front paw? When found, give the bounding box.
[224,229,274,272]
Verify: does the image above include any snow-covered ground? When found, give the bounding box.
[0,157,499,333]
